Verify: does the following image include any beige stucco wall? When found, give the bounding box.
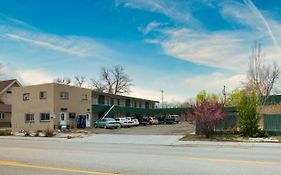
[53,84,91,128]
[11,83,92,132]
[12,84,54,132]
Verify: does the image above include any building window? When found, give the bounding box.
[134,102,137,108]
[0,113,4,119]
[40,113,50,122]
[23,93,30,101]
[82,94,88,101]
[139,102,142,108]
[69,113,76,120]
[25,113,34,123]
[117,99,120,106]
[40,91,47,99]
[60,92,69,100]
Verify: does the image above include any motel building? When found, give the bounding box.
[9,81,188,133]
[11,83,92,132]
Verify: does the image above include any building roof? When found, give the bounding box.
[0,79,21,95]
[0,104,11,112]
[262,95,281,105]
[92,90,159,103]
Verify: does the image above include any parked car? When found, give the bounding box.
[127,117,140,126]
[157,115,175,124]
[94,118,121,129]
[135,116,150,126]
[149,117,159,125]
[115,117,134,128]
[169,115,180,123]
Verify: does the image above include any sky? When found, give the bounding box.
[1,0,281,103]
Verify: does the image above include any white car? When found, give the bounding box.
[115,117,134,128]
[149,117,159,125]
[127,117,140,126]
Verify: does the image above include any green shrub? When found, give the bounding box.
[0,130,12,136]
[238,92,260,137]
[253,129,269,138]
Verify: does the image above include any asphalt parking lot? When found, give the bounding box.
[89,122,195,135]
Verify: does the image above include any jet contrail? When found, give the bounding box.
[244,0,281,56]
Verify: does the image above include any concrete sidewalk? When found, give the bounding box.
[1,135,281,148]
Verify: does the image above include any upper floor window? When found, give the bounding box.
[82,94,88,101]
[40,113,50,122]
[60,92,69,100]
[40,91,47,99]
[0,113,4,119]
[25,113,34,123]
[117,99,120,106]
[23,93,30,101]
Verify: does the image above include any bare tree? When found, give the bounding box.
[54,77,71,85]
[74,75,86,87]
[91,79,106,92]
[245,42,281,99]
[91,65,133,94]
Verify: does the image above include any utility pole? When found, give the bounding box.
[161,90,164,108]
[222,85,226,105]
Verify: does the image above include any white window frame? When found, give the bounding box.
[82,94,88,101]
[0,113,4,119]
[60,92,69,100]
[39,91,47,99]
[23,93,30,101]
[25,113,34,123]
[40,113,50,122]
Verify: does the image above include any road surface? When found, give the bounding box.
[0,137,281,175]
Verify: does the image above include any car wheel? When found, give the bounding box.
[94,124,98,128]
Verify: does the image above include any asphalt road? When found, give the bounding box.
[0,138,281,175]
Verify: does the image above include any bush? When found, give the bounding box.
[44,129,54,137]
[253,129,269,138]
[0,130,12,136]
[238,92,260,137]
[186,101,227,138]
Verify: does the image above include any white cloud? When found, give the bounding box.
[18,70,55,85]
[138,21,163,34]
[159,28,252,72]
[116,0,200,26]
[0,15,115,58]
[130,86,186,102]
[182,72,247,93]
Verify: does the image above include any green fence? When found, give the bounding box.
[263,114,281,135]
[195,114,238,135]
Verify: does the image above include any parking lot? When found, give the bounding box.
[89,122,195,135]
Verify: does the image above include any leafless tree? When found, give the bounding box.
[74,75,86,87]
[91,79,106,92]
[245,42,281,99]
[54,77,71,85]
[91,65,133,94]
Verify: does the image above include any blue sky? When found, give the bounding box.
[1,0,281,102]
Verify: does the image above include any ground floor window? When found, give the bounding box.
[0,113,4,119]
[40,113,50,122]
[25,113,34,123]
[69,113,76,120]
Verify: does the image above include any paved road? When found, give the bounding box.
[0,137,281,175]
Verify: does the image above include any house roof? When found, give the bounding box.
[0,104,11,113]
[0,79,22,95]
[92,90,159,103]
